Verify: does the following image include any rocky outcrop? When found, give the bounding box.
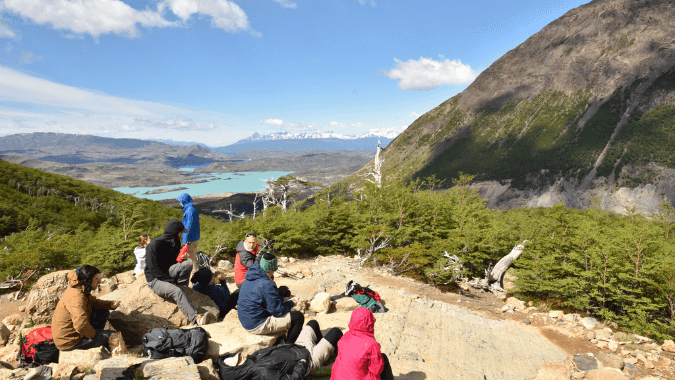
[100,278,218,345]
[26,270,70,325]
[473,165,675,215]
[199,320,282,360]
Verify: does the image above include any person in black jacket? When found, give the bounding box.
[217,320,343,380]
[145,219,215,326]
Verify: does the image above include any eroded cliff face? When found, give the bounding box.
[473,164,675,215]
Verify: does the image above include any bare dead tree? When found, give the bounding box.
[471,240,530,293]
[356,227,390,266]
[384,252,419,276]
[364,140,384,188]
[214,204,246,222]
[252,193,261,219]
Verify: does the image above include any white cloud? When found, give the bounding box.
[0,65,242,142]
[383,56,477,91]
[357,0,376,7]
[409,112,420,118]
[0,20,15,38]
[158,0,250,33]
[21,51,42,64]
[272,0,297,9]
[0,0,252,39]
[283,122,319,132]
[330,120,369,128]
[259,118,283,126]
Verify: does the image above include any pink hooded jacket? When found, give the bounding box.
[331,308,385,380]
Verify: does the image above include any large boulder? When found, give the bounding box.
[585,368,628,380]
[0,323,11,346]
[26,270,71,324]
[535,362,569,380]
[100,280,218,345]
[0,344,19,369]
[199,319,283,360]
[142,356,200,380]
[308,293,332,313]
[58,346,108,372]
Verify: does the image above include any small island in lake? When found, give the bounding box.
[144,186,188,195]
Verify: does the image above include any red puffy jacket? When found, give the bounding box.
[234,241,259,285]
[331,308,385,380]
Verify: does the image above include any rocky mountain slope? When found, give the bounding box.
[366,0,675,214]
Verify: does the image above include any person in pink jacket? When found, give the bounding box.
[331,308,394,380]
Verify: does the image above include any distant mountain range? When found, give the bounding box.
[215,131,396,154]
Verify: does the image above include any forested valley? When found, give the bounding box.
[2,159,675,340]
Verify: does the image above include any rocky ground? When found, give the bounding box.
[0,256,674,379]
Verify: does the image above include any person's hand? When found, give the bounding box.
[111,301,121,309]
[217,273,226,281]
[291,297,299,306]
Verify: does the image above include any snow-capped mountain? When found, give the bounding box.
[215,130,401,154]
[233,130,401,144]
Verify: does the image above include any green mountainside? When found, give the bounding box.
[0,160,231,278]
[370,0,675,203]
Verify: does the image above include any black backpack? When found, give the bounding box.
[141,327,210,364]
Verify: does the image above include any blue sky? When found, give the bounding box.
[0,0,590,146]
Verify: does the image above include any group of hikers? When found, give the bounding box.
[49,193,395,379]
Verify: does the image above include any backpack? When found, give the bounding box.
[18,327,60,367]
[196,251,211,268]
[141,327,209,364]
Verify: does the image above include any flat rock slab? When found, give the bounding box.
[142,356,200,380]
[276,270,568,380]
[199,320,283,360]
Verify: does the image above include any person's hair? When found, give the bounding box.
[139,234,150,247]
[263,252,275,261]
[77,265,101,292]
[245,232,257,238]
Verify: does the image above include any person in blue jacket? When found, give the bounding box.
[238,253,304,344]
[191,267,238,319]
[177,193,200,273]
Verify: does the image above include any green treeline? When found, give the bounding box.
[3,160,675,339]
[0,160,227,275]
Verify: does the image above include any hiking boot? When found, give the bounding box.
[197,312,216,326]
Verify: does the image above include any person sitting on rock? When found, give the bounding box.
[345,280,387,314]
[331,308,394,380]
[133,234,151,275]
[51,265,121,351]
[145,219,215,326]
[238,253,304,344]
[234,232,261,288]
[218,320,343,379]
[191,267,239,319]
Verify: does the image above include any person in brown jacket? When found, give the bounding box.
[51,265,121,351]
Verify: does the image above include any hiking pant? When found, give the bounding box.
[148,277,197,324]
[64,309,115,351]
[169,261,193,287]
[295,323,337,375]
[381,354,394,380]
[187,240,200,273]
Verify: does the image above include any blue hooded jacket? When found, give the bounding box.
[238,262,293,330]
[191,268,231,319]
[177,193,200,245]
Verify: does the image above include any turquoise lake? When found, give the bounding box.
[113,171,292,201]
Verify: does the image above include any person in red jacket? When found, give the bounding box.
[331,308,394,380]
[234,232,260,288]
